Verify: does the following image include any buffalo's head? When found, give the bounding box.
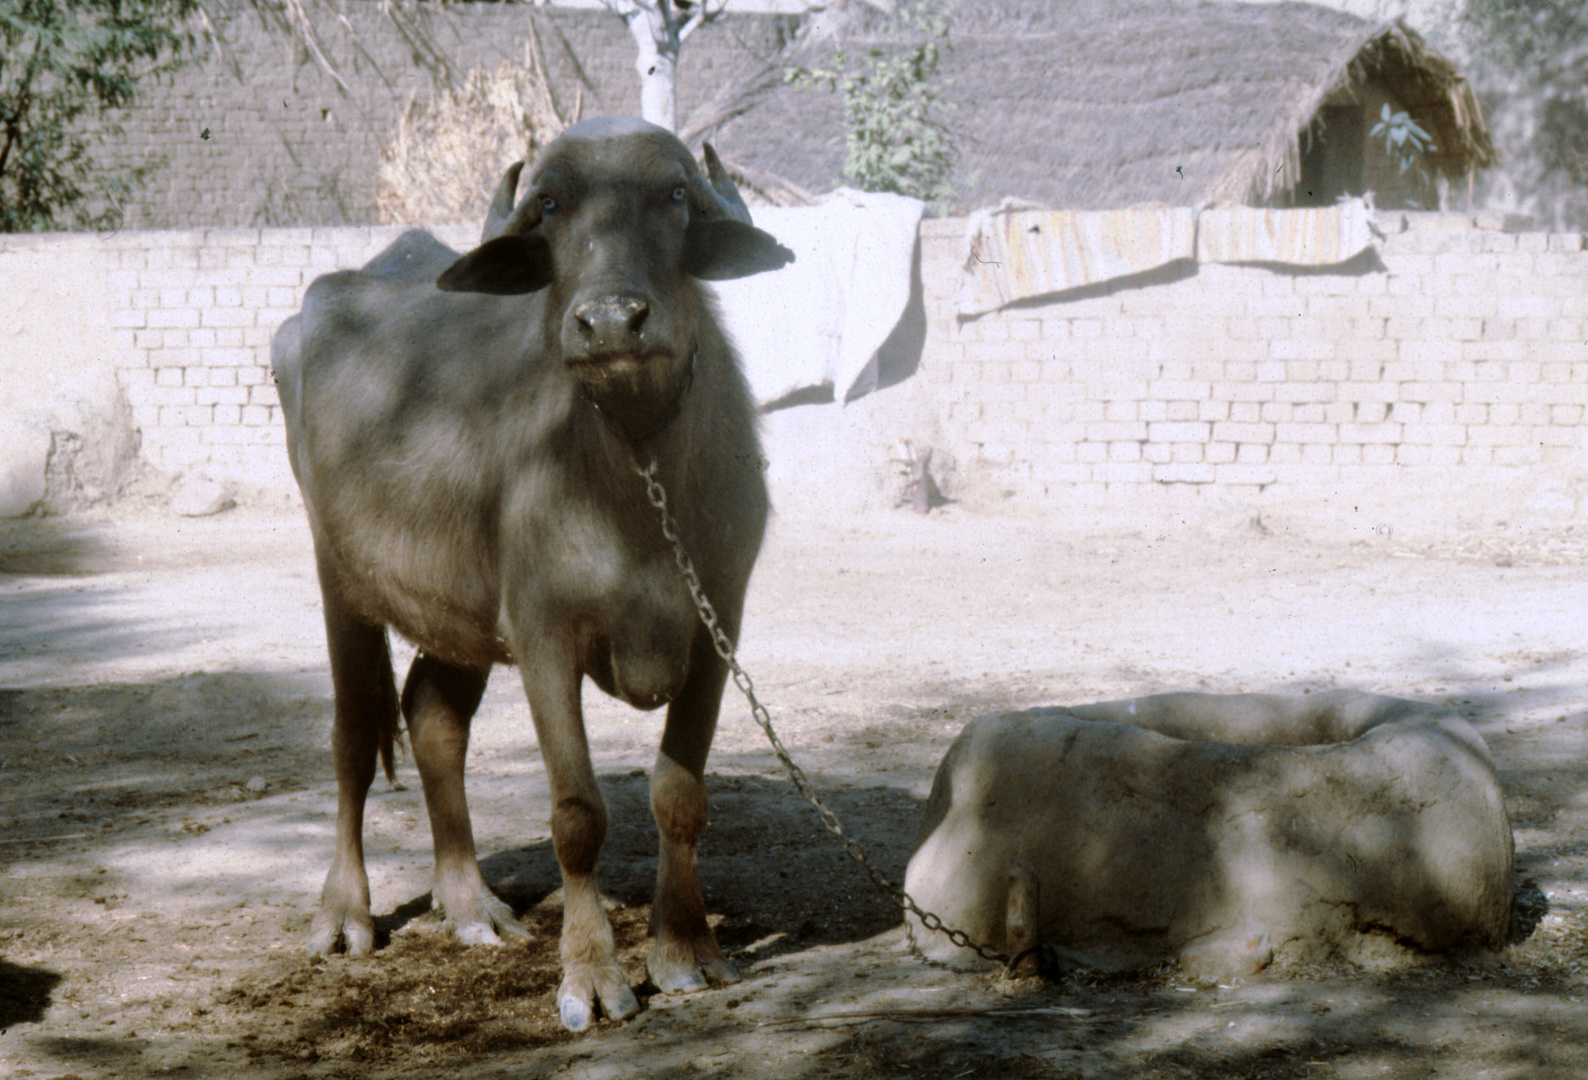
[436,117,793,439]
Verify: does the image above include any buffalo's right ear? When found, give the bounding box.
[685,220,796,281]
[436,234,554,295]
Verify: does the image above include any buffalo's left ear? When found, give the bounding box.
[436,234,554,295]
[685,220,795,281]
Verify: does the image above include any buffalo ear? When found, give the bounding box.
[436,234,554,295]
[684,220,795,281]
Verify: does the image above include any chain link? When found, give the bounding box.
[632,455,1011,967]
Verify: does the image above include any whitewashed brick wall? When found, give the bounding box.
[96,225,475,487]
[5,212,1586,517]
[916,213,1588,513]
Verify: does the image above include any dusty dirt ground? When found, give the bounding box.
[2,490,1588,1079]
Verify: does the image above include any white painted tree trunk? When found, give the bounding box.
[626,14,681,132]
[605,1,714,135]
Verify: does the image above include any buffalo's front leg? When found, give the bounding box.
[308,592,398,957]
[402,653,529,946]
[648,635,740,993]
[518,646,639,1031]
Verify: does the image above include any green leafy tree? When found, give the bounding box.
[0,0,199,232]
[787,1,956,208]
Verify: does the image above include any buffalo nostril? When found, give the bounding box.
[573,297,649,348]
[573,303,598,340]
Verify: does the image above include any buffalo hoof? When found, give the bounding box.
[557,964,640,1032]
[439,888,532,947]
[646,938,740,994]
[306,904,374,958]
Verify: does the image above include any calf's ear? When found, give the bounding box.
[685,220,795,281]
[436,234,554,295]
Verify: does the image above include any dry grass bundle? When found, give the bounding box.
[376,22,578,227]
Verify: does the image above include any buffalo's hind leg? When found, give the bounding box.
[401,652,529,946]
[308,597,398,957]
[647,638,740,994]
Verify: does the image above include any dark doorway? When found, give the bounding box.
[1295,105,1366,206]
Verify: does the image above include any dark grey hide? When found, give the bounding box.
[270,117,792,1032]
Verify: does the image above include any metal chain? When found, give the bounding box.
[632,455,1011,967]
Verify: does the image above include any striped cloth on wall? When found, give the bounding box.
[956,206,1197,316]
[955,198,1378,316]
[1196,198,1378,266]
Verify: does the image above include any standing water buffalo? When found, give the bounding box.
[270,117,793,1031]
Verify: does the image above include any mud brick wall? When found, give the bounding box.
[88,3,793,230]
[915,212,1588,518]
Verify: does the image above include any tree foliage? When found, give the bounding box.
[787,1,956,208]
[1460,0,1588,227]
[0,0,199,232]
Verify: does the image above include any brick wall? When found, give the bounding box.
[92,225,476,487]
[4,211,1586,521]
[88,3,793,230]
[916,212,1588,520]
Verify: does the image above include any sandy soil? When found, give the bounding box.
[2,492,1587,1079]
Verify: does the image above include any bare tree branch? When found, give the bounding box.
[677,1,866,149]
[198,0,457,93]
[678,0,728,45]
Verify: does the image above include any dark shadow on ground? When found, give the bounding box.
[28,1035,148,1071]
[0,516,114,577]
[473,769,917,965]
[0,671,329,872]
[14,668,1588,1079]
[0,510,317,684]
[0,958,61,1032]
[0,584,174,684]
[42,764,931,1078]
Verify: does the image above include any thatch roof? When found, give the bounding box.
[702,0,1496,210]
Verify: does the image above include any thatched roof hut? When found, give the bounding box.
[702,0,1496,211]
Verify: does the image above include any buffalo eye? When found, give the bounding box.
[539,194,557,214]
[672,186,686,203]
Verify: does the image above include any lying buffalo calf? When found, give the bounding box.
[271,117,793,1030]
[905,691,1514,978]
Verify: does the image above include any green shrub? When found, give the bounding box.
[0,0,198,232]
[787,1,956,208]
